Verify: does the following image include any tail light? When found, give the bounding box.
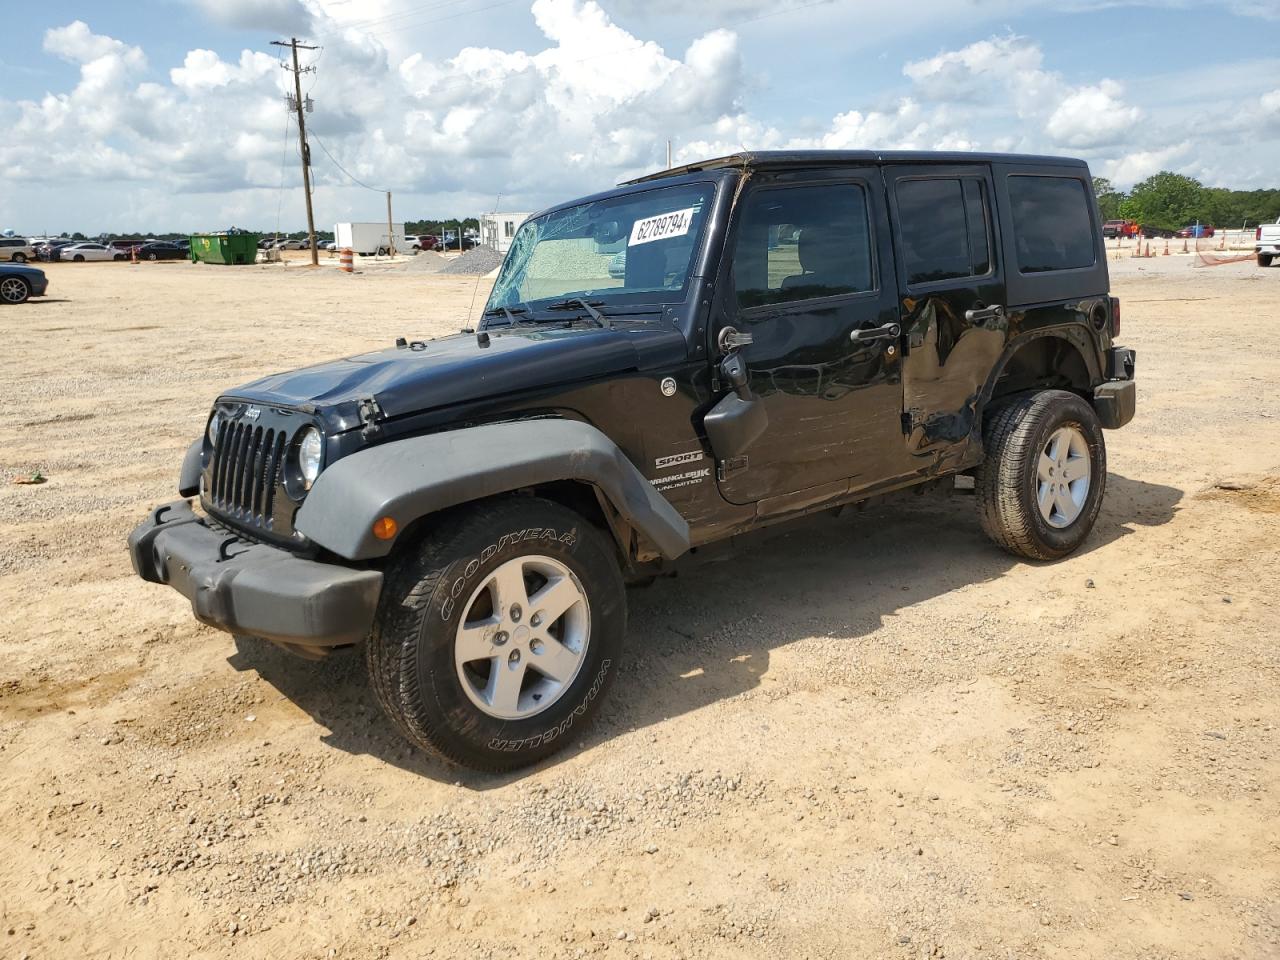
[1257,226,1263,241]
[1109,296,1121,338]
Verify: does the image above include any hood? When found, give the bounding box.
[224,325,688,427]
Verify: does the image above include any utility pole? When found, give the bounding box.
[271,37,319,267]
[386,191,394,258]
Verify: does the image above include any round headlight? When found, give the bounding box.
[297,427,323,489]
[206,410,223,446]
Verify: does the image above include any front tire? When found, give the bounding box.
[367,497,626,771]
[12,253,26,263]
[0,276,30,304]
[976,390,1107,561]
[73,255,85,262]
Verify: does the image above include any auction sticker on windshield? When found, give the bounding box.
[630,208,695,246]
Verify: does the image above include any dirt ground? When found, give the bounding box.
[1,251,1277,960]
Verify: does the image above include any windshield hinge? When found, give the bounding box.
[358,396,385,439]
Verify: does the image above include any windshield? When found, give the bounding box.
[487,182,715,313]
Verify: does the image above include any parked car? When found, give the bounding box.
[136,241,187,261]
[0,237,37,263]
[1175,224,1214,238]
[129,149,1136,771]
[0,262,48,304]
[109,239,150,254]
[1101,219,1139,239]
[1139,225,1175,239]
[410,234,439,251]
[1255,218,1280,266]
[36,240,75,262]
[61,243,126,262]
[607,249,627,279]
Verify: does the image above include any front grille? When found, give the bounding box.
[208,420,287,529]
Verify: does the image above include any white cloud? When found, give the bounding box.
[193,0,313,34]
[42,20,142,66]
[0,13,1269,232]
[1099,142,1192,184]
[1045,80,1142,148]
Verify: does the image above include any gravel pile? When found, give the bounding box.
[439,246,504,275]
[401,251,448,274]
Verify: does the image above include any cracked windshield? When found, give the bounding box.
[488,182,715,312]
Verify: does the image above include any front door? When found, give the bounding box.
[711,169,913,507]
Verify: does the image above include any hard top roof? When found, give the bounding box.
[623,149,1087,185]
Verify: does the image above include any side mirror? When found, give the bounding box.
[703,328,767,461]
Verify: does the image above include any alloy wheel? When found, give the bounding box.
[453,555,591,720]
[1037,425,1091,528]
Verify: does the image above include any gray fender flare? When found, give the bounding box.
[295,420,691,561]
[178,439,203,497]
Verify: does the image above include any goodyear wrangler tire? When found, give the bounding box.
[976,390,1106,561]
[367,497,626,771]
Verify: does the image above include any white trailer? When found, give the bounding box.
[334,221,410,256]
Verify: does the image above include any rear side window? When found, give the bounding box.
[732,182,874,309]
[896,178,992,286]
[1007,175,1094,273]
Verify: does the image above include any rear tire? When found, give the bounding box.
[12,253,26,263]
[367,497,626,771]
[976,390,1107,561]
[1258,254,1273,268]
[0,276,30,304]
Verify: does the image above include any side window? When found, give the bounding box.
[1007,176,1095,273]
[895,177,993,285]
[732,183,874,310]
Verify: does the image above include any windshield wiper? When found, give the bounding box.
[545,298,611,329]
[481,305,529,326]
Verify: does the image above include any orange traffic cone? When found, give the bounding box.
[1182,238,1189,253]
[1163,240,1170,255]
[130,245,138,265]
[1218,235,1225,250]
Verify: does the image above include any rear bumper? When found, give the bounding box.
[128,501,382,648]
[1256,244,1280,256]
[1093,347,1136,429]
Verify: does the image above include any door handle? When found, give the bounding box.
[850,322,900,342]
[964,303,1005,323]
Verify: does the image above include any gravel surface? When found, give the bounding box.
[1,255,1278,959]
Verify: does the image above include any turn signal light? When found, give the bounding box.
[372,516,398,540]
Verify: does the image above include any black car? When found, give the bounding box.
[136,241,187,261]
[130,150,1136,771]
[36,240,75,262]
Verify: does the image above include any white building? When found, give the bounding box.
[480,212,531,254]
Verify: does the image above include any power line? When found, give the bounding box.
[310,131,386,193]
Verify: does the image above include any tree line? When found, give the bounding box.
[1093,173,1280,232]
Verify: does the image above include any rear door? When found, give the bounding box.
[884,163,1008,465]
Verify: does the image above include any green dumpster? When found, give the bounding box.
[189,232,260,265]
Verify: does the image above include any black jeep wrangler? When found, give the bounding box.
[130,151,1136,770]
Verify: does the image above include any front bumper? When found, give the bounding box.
[128,500,382,648]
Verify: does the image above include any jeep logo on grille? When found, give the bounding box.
[244,406,261,420]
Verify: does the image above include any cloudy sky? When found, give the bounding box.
[1,0,1276,234]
